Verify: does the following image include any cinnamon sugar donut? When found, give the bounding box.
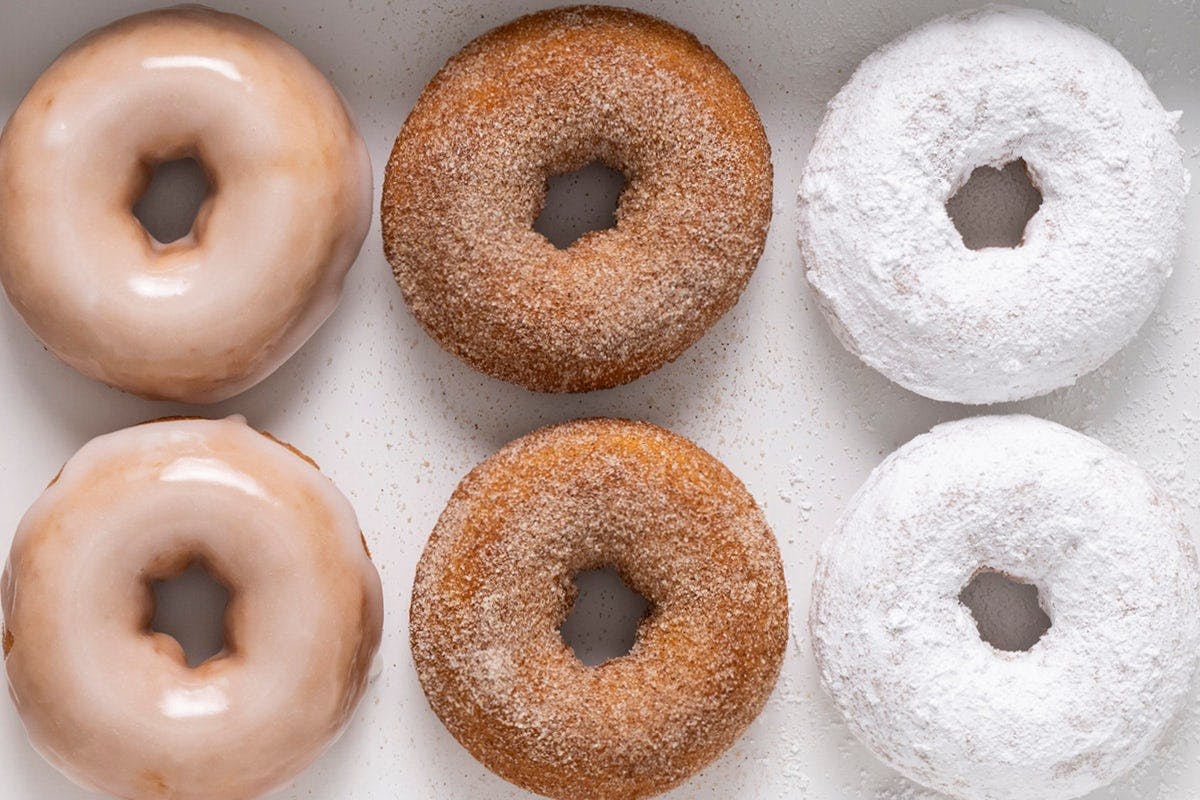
[0,6,372,403]
[383,7,772,392]
[410,419,787,799]
[1,417,384,800]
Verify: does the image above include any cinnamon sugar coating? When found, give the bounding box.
[383,6,772,392]
[410,418,788,799]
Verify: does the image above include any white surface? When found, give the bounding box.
[0,1,1197,798]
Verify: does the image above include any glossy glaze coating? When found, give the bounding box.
[0,6,372,402]
[1,417,384,800]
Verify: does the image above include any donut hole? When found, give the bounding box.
[945,159,1043,250]
[149,562,231,668]
[958,569,1051,653]
[132,157,210,245]
[533,161,626,249]
[559,567,651,666]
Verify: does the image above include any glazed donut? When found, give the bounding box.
[798,7,1189,404]
[410,419,787,799]
[810,415,1200,800]
[1,417,384,800]
[0,6,372,403]
[383,6,772,392]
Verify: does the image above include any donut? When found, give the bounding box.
[409,418,787,799]
[810,415,1200,800]
[1,416,384,800]
[797,7,1189,404]
[0,6,372,403]
[383,7,772,392]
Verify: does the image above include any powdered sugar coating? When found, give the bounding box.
[409,418,787,800]
[383,6,772,393]
[810,415,1200,800]
[798,6,1189,404]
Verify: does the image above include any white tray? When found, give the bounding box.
[1,1,1197,798]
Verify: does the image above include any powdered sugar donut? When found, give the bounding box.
[810,415,1200,800]
[798,7,1189,404]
